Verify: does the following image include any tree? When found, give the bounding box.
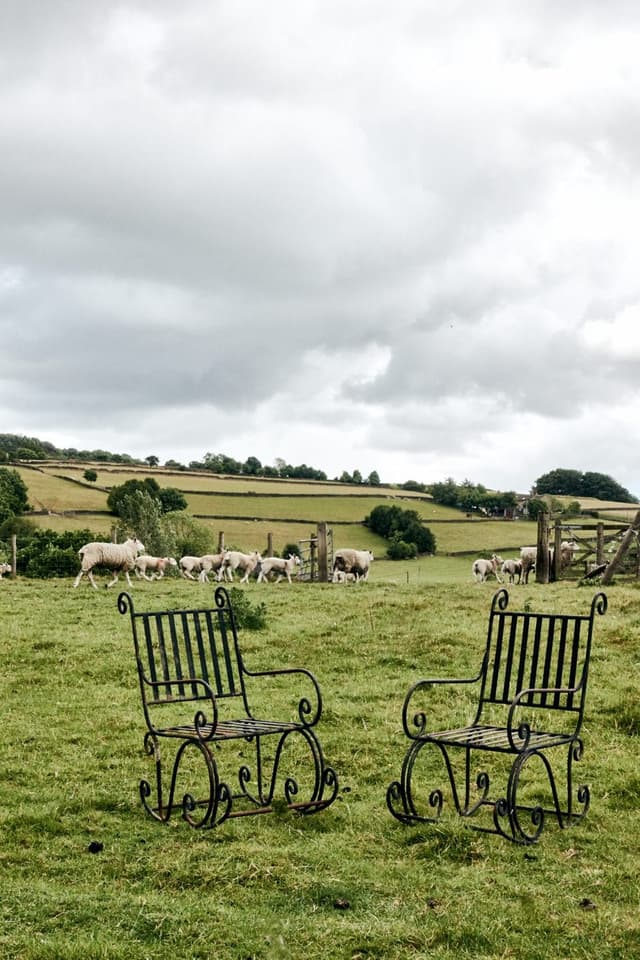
[157,487,187,513]
[107,478,186,517]
[107,478,160,516]
[526,498,549,520]
[0,468,30,524]
[83,469,98,483]
[114,489,165,555]
[365,504,436,556]
[367,471,381,487]
[535,468,635,503]
[145,455,159,468]
[242,456,262,476]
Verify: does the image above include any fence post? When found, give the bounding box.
[317,523,328,583]
[596,523,604,565]
[218,531,225,552]
[266,532,273,557]
[536,512,550,583]
[309,536,317,582]
[553,521,562,581]
[11,534,16,578]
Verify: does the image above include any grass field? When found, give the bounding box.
[14,463,542,559]
[0,573,638,959]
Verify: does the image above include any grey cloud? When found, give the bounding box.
[2,3,640,489]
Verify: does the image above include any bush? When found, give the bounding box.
[365,505,436,555]
[282,542,301,559]
[386,537,418,560]
[226,587,267,630]
[14,528,100,578]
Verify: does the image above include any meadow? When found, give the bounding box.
[0,567,639,960]
[1,466,639,958]
[13,462,542,560]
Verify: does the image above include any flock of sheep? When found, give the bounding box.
[71,539,375,590]
[5,536,584,589]
[471,541,578,585]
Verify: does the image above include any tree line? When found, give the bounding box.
[0,434,380,487]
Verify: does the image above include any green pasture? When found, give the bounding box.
[0,573,638,959]
[187,494,447,524]
[15,467,109,513]
[30,463,429,500]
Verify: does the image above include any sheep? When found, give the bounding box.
[332,570,357,585]
[0,561,11,579]
[332,549,374,583]
[471,554,504,583]
[179,556,206,580]
[134,555,177,581]
[518,541,576,583]
[500,558,522,584]
[73,537,146,589]
[197,552,229,583]
[219,550,262,583]
[560,540,578,567]
[257,554,301,584]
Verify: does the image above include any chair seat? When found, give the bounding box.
[426,724,573,752]
[159,717,302,741]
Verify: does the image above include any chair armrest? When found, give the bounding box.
[140,674,220,739]
[505,684,581,751]
[241,665,323,727]
[401,672,483,739]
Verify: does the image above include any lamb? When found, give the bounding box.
[560,540,578,567]
[134,555,177,581]
[197,552,229,583]
[73,537,146,589]
[332,570,357,585]
[179,556,206,580]
[219,550,262,583]
[0,561,11,579]
[257,554,301,584]
[500,558,522,584]
[519,546,537,584]
[471,554,504,583]
[332,549,374,583]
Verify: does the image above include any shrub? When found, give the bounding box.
[386,537,418,560]
[282,542,301,559]
[365,505,436,555]
[226,587,267,630]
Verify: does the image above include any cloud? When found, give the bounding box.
[1,2,640,494]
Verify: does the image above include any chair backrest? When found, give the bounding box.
[476,589,607,725]
[119,586,246,718]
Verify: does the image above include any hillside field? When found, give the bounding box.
[9,462,640,570]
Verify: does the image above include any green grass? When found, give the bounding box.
[16,462,542,558]
[0,574,638,959]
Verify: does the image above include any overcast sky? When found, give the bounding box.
[2,2,640,495]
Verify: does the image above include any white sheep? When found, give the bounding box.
[332,570,357,585]
[219,550,262,583]
[73,537,146,589]
[332,549,374,583]
[0,561,11,579]
[179,556,206,580]
[197,552,229,583]
[257,554,301,584]
[471,554,504,583]
[134,555,177,581]
[500,558,522,584]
